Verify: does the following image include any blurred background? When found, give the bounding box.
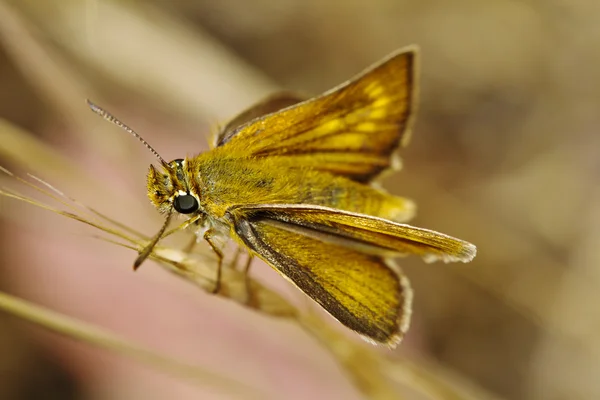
[0,0,599,399]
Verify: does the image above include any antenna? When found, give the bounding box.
[86,99,168,165]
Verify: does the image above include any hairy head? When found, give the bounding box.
[147,158,200,215]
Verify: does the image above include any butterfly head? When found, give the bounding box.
[86,100,205,269]
[147,158,201,216]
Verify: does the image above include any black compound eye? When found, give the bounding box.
[173,194,199,214]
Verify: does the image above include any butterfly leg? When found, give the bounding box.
[183,235,198,254]
[228,246,243,269]
[180,216,203,256]
[242,254,254,304]
[172,236,198,275]
[203,229,223,294]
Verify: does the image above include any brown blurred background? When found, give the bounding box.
[0,0,599,399]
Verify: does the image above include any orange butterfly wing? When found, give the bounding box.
[233,216,411,345]
[219,46,418,183]
[227,203,475,345]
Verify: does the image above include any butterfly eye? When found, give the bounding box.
[173,194,199,214]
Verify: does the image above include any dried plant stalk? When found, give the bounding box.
[0,291,264,399]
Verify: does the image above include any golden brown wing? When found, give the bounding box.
[221,46,419,183]
[229,204,476,264]
[232,217,412,346]
[215,92,305,147]
[227,203,475,344]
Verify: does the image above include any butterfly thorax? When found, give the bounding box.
[185,149,415,223]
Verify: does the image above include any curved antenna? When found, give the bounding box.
[86,99,167,165]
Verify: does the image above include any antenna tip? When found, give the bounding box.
[86,99,101,114]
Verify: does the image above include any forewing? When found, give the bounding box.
[221,46,418,183]
[215,92,305,147]
[231,204,476,264]
[233,217,412,345]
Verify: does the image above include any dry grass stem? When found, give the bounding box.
[0,291,264,399]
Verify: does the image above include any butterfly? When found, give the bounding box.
[88,45,476,347]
